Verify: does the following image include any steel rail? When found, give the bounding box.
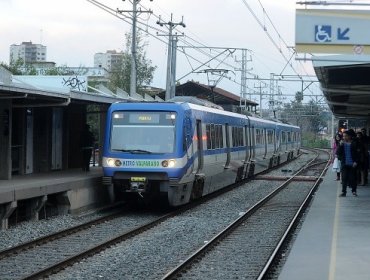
[256,148,331,280]
[21,211,179,280]
[0,210,125,260]
[7,151,305,280]
[161,149,323,280]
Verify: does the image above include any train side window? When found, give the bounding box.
[231,127,243,147]
[288,132,292,142]
[206,124,211,149]
[232,127,236,147]
[210,124,215,149]
[215,124,220,149]
[219,125,224,148]
[267,130,273,144]
[239,127,243,146]
[256,128,263,145]
[216,125,223,149]
[282,131,286,143]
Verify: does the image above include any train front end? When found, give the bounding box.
[102,103,188,205]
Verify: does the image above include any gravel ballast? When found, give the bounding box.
[52,152,315,280]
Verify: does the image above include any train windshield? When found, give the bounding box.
[110,111,177,154]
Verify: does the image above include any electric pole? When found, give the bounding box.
[235,49,252,110]
[117,0,152,96]
[157,14,185,100]
[254,81,267,117]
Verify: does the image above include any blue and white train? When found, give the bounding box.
[102,99,301,206]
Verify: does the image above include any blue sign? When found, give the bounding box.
[337,27,350,40]
[315,25,332,42]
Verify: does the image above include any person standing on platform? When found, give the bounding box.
[336,129,360,197]
[332,133,342,181]
[81,124,95,172]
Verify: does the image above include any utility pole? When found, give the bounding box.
[235,49,252,110]
[117,0,152,96]
[157,14,185,100]
[254,81,267,117]
[269,73,276,118]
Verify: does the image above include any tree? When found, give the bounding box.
[1,58,36,75]
[295,91,303,103]
[108,31,157,95]
[280,94,330,148]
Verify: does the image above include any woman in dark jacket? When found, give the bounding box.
[336,129,360,196]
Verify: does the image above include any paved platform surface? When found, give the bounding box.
[279,169,370,280]
[0,167,102,204]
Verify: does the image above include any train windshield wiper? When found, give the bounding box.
[112,148,153,154]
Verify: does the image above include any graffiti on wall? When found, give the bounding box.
[62,76,86,91]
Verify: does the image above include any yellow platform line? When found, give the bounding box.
[328,182,341,280]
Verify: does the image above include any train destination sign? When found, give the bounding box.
[296,9,370,54]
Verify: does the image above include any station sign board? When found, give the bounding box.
[296,9,370,54]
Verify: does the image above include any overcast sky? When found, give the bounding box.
[1,0,319,104]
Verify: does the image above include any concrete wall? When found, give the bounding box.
[0,101,12,179]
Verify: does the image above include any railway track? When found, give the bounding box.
[162,148,331,280]
[0,207,168,280]
[0,151,314,280]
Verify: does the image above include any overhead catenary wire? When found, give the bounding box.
[87,0,314,99]
[87,0,251,92]
[241,0,318,83]
[87,0,219,75]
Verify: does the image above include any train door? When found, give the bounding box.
[244,125,250,162]
[195,120,203,173]
[273,129,277,154]
[225,124,231,168]
[250,126,255,160]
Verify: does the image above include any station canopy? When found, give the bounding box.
[313,55,370,118]
[0,67,132,107]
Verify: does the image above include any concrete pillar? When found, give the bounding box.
[0,100,12,179]
[27,195,47,221]
[56,192,71,215]
[0,201,17,230]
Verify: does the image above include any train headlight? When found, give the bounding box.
[168,159,176,168]
[107,158,115,167]
[115,160,122,167]
[162,159,176,168]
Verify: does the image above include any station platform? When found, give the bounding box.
[279,169,370,280]
[0,167,112,228]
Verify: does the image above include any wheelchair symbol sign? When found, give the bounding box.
[315,25,332,43]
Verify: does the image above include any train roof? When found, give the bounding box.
[110,101,300,129]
